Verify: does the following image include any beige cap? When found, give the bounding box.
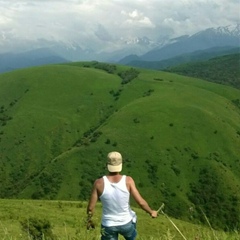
[107,151,122,172]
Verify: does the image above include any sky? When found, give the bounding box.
[0,0,239,53]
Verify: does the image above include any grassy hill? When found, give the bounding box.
[165,53,240,89]
[0,61,240,231]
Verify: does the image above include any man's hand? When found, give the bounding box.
[86,212,95,230]
[86,219,95,230]
[150,210,158,218]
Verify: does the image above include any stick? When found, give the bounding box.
[158,203,187,240]
[157,203,165,213]
[199,207,218,240]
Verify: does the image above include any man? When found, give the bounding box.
[87,151,158,240]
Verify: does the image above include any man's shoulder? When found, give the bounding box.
[95,176,103,182]
[125,175,133,179]
[94,177,104,186]
[92,177,104,196]
[125,175,134,183]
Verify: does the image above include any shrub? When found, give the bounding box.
[232,98,240,108]
[133,118,140,123]
[20,217,55,240]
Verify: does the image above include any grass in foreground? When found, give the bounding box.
[0,199,239,240]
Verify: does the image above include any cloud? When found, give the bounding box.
[0,0,239,52]
[121,9,155,28]
[94,24,113,42]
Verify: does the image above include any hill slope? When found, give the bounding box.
[165,53,240,89]
[0,62,239,230]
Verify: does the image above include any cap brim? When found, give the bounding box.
[107,163,122,172]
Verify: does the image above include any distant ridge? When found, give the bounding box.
[120,46,240,70]
[0,48,70,73]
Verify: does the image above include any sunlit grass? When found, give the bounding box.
[0,199,239,240]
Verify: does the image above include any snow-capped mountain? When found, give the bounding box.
[137,24,240,62]
[204,24,240,36]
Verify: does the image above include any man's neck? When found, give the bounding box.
[108,172,120,176]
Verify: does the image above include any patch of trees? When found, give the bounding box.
[171,161,181,176]
[145,159,159,185]
[158,182,187,219]
[165,53,240,89]
[9,164,28,186]
[0,158,33,197]
[143,89,154,97]
[104,138,117,147]
[188,167,239,231]
[0,166,40,198]
[73,127,103,147]
[0,105,12,126]
[31,171,63,199]
[84,62,140,83]
[0,105,5,113]
[0,114,12,126]
[109,88,123,101]
[118,68,140,84]
[84,61,117,74]
[153,78,164,81]
[133,118,140,123]
[232,99,240,109]
[0,89,29,126]
[78,152,105,200]
[79,130,102,145]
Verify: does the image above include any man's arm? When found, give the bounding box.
[86,179,99,215]
[85,180,99,230]
[127,176,158,218]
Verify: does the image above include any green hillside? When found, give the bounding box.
[0,62,240,231]
[165,53,240,89]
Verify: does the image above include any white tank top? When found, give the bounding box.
[100,175,136,226]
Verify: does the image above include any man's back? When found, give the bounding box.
[100,175,134,226]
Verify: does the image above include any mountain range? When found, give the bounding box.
[0,24,239,73]
[134,24,240,62]
[119,24,240,65]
